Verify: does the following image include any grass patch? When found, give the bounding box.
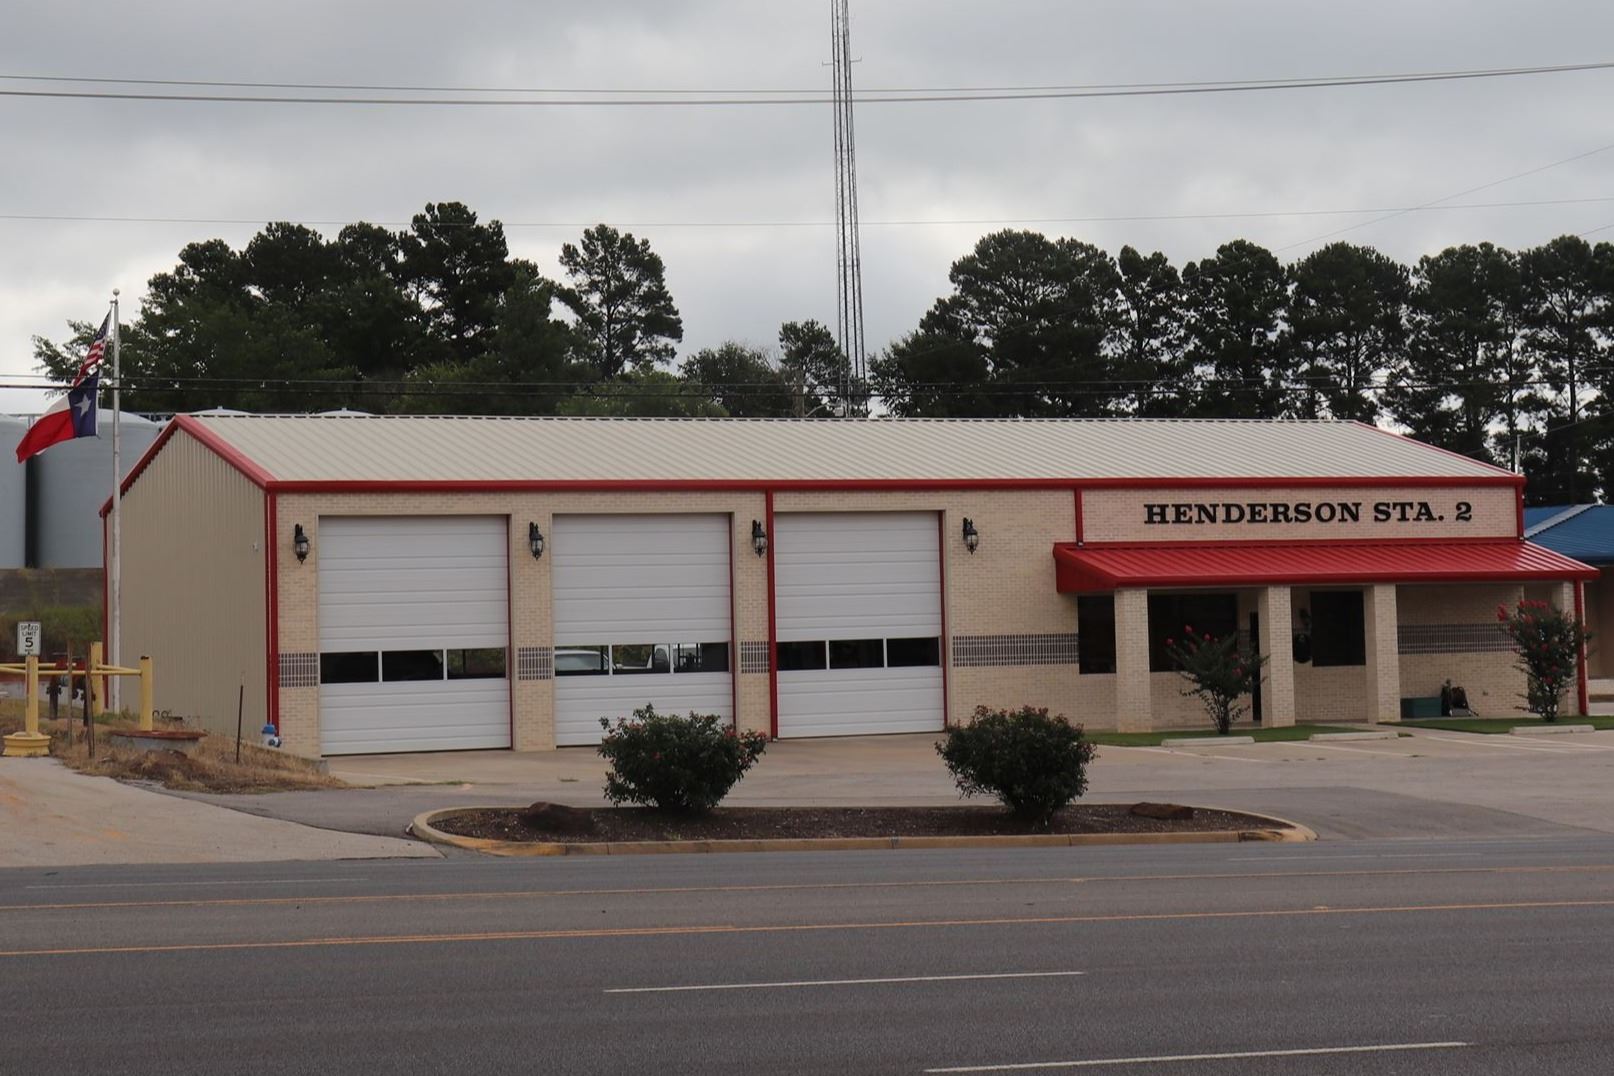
[2,706,344,793]
[1085,724,1373,747]
[1399,716,1614,734]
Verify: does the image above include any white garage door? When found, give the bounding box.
[551,514,733,746]
[775,512,944,737]
[317,516,510,755]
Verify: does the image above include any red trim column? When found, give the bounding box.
[937,512,950,728]
[765,491,778,740]
[265,493,280,733]
[1576,579,1589,716]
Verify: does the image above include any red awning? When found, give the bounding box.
[1053,541,1597,593]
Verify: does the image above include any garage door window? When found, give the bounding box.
[777,641,828,671]
[829,639,885,669]
[556,642,730,676]
[886,637,942,668]
[320,652,379,684]
[781,636,942,671]
[447,648,507,680]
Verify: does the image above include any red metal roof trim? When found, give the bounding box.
[1053,540,1597,592]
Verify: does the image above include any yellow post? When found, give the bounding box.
[2,654,51,757]
[139,656,154,732]
[88,641,103,719]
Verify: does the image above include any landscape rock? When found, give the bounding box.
[519,802,596,834]
[1131,802,1195,821]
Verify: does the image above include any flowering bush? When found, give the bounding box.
[1165,624,1267,735]
[598,705,768,813]
[936,706,1096,828]
[1497,599,1589,722]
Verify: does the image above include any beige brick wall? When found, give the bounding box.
[1396,583,1526,718]
[1083,485,1514,543]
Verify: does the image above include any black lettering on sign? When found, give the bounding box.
[1271,503,1292,523]
[1292,502,1313,523]
[1173,503,1193,524]
[1145,504,1167,524]
[1414,502,1437,522]
[1456,501,1473,522]
[1248,503,1268,523]
[1196,504,1218,524]
[1223,503,1246,523]
[1373,502,1392,522]
[1339,502,1362,523]
[1315,502,1337,523]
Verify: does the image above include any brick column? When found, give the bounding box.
[1114,588,1152,732]
[1257,586,1296,728]
[1363,584,1401,723]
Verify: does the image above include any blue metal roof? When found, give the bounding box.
[1524,504,1614,564]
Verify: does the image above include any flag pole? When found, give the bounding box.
[109,290,122,713]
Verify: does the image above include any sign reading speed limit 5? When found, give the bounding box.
[15,621,41,657]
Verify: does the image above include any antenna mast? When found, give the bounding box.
[830,0,867,413]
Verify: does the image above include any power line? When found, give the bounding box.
[3,60,1609,97]
[2,60,1610,106]
[3,195,1612,232]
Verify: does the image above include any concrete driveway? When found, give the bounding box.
[172,726,1614,843]
[0,758,436,868]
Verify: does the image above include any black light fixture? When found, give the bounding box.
[293,524,311,563]
[961,517,980,554]
[528,522,545,559]
[751,519,769,557]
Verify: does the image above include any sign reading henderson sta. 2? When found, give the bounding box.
[1142,498,1475,526]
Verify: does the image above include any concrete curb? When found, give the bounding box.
[1162,736,1255,746]
[1510,724,1596,735]
[408,806,1317,858]
[1311,731,1399,741]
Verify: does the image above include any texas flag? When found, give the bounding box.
[15,371,100,463]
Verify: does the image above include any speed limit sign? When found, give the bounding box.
[15,621,41,657]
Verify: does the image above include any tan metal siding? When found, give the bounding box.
[188,415,1513,485]
[117,429,266,737]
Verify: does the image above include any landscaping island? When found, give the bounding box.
[430,802,1297,845]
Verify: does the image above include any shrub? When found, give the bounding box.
[1497,599,1590,722]
[1164,626,1266,735]
[598,705,768,813]
[935,706,1096,828]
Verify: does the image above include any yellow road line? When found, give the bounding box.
[3,863,1611,914]
[4,898,1613,958]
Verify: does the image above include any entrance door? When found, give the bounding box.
[774,512,944,737]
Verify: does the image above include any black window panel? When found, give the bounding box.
[382,650,445,682]
[776,641,827,671]
[612,644,669,674]
[1310,590,1367,667]
[885,636,940,668]
[1148,593,1239,671]
[555,645,609,676]
[829,638,885,670]
[673,642,730,674]
[1077,596,1117,674]
[447,648,507,680]
[320,651,378,684]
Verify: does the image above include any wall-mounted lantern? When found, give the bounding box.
[751,519,769,557]
[293,524,311,563]
[961,517,980,554]
[528,522,545,559]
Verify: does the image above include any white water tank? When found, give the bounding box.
[33,413,163,568]
[0,415,26,568]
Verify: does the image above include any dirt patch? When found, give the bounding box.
[434,803,1288,844]
[1,712,344,793]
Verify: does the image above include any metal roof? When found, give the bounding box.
[1521,504,1614,564]
[1053,541,1595,592]
[176,414,1514,485]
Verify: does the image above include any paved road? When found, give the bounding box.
[4,837,1612,1074]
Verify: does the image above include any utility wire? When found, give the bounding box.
[3,196,1611,231]
[2,60,1610,106]
[3,60,1609,97]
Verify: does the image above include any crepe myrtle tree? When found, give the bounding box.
[1165,625,1267,735]
[1497,599,1590,722]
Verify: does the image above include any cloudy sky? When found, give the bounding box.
[2,0,1611,413]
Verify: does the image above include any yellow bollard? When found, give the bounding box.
[2,654,51,757]
[88,642,103,720]
[139,656,154,732]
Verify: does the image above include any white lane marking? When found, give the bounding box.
[1416,734,1603,754]
[924,1040,1470,1072]
[1228,853,1482,862]
[605,970,1085,994]
[24,878,371,890]
[1132,747,1272,764]
[1303,743,1414,757]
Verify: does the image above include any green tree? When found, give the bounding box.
[398,202,516,364]
[1113,245,1190,415]
[555,370,724,417]
[1384,243,1525,467]
[559,224,683,379]
[778,319,854,415]
[870,331,994,417]
[1182,240,1294,418]
[680,342,793,417]
[1283,242,1409,422]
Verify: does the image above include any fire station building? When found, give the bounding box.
[110,414,1595,757]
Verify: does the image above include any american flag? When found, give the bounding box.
[72,314,110,387]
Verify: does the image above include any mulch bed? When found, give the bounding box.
[433,803,1288,844]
